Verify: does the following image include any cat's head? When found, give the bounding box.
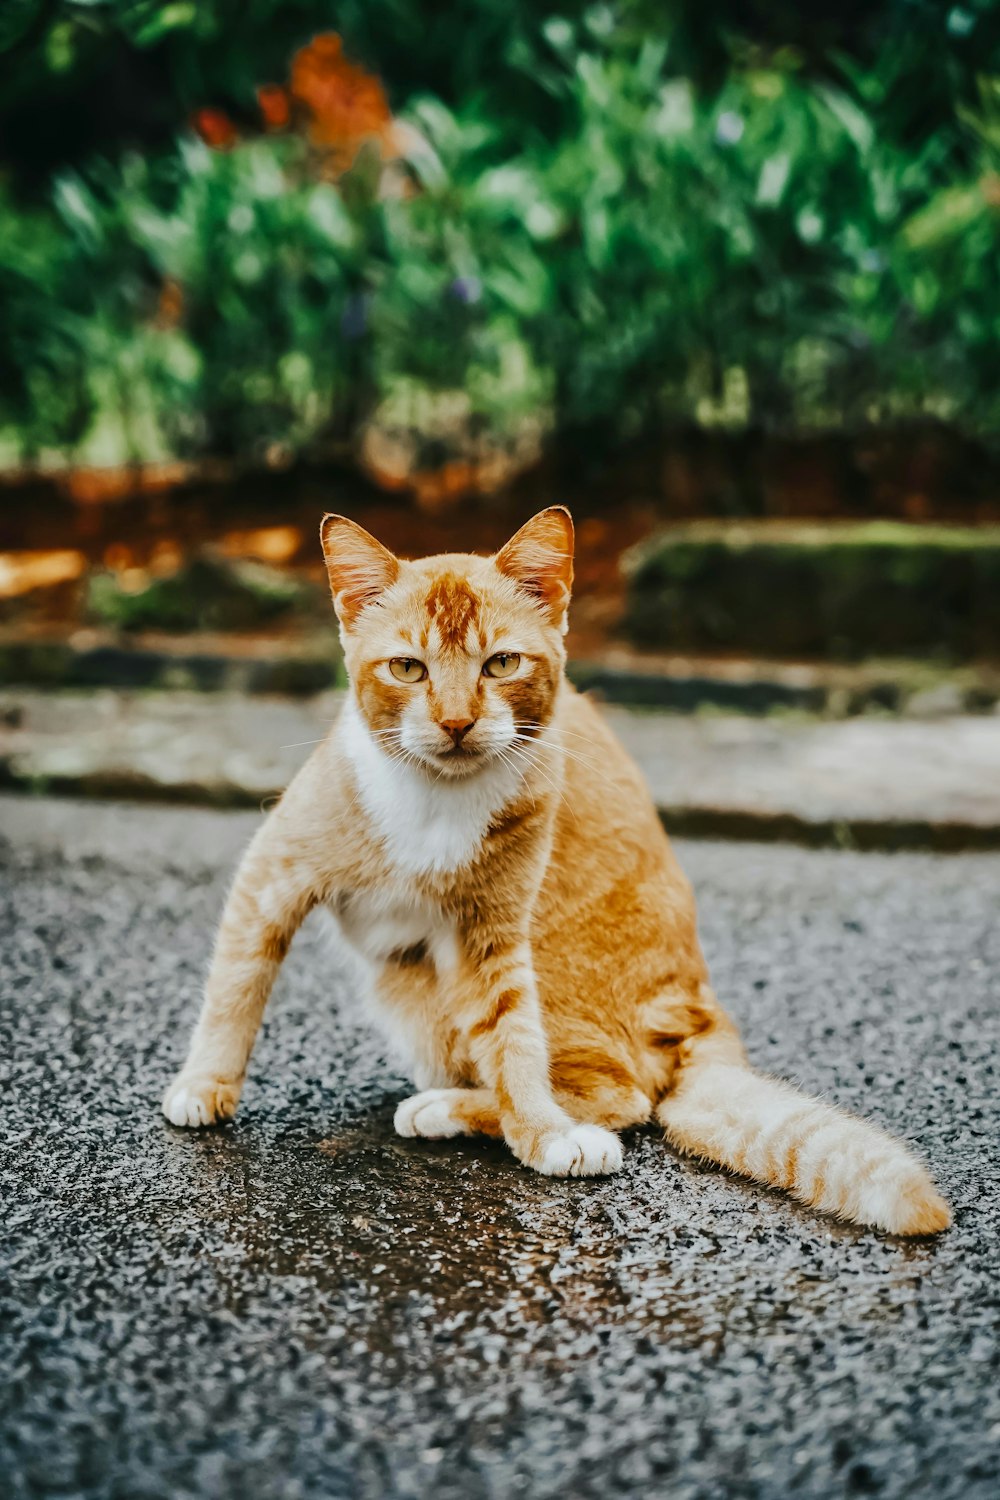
[320,508,573,779]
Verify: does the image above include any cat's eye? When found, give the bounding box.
[483,652,521,679]
[389,658,427,683]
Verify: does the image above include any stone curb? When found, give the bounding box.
[1,763,997,852]
[0,634,343,696]
[2,690,999,853]
[3,631,1000,716]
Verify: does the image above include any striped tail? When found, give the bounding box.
[657,1061,950,1235]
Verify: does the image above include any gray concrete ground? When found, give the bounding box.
[3,688,1000,847]
[1,795,998,1499]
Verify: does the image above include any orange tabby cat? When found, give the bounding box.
[163,508,950,1235]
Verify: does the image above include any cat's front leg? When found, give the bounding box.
[462,937,623,1177]
[162,817,318,1127]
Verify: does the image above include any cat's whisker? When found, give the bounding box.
[510,732,606,780]
[516,722,606,754]
[506,743,575,819]
[515,721,612,765]
[527,743,607,778]
[515,750,569,810]
[509,737,584,813]
[528,723,601,744]
[493,748,536,810]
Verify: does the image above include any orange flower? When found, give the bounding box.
[191,108,239,150]
[289,33,396,170]
[257,84,291,132]
[155,279,184,329]
[190,36,409,183]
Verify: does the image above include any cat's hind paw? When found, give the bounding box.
[394,1089,471,1139]
[536,1123,623,1178]
[162,1073,241,1128]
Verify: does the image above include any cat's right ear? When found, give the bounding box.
[495,506,574,631]
[320,514,400,626]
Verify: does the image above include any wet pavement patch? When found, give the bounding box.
[1,797,998,1499]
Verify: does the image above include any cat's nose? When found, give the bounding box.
[439,718,475,744]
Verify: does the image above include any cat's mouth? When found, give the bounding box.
[431,743,486,775]
[400,729,512,779]
[423,734,517,779]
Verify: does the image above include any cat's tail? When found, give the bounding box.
[657,1038,950,1235]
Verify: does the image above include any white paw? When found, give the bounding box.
[394,1089,467,1140]
[537,1123,623,1178]
[162,1073,240,1128]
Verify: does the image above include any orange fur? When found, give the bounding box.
[163,508,951,1234]
[469,989,521,1038]
[424,573,481,649]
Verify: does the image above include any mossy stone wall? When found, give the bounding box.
[625,522,1000,661]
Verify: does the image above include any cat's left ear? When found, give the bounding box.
[495,506,574,631]
[320,514,400,627]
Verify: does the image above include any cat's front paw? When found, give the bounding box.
[534,1123,623,1178]
[162,1073,241,1128]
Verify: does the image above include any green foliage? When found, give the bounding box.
[3,2,1000,472]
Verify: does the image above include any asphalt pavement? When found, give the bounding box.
[1,794,998,1499]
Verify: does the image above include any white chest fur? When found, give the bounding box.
[323,883,461,1087]
[329,883,459,972]
[338,696,523,877]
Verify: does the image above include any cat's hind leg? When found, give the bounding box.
[551,1045,653,1131]
[394,1087,622,1177]
[394,1087,503,1140]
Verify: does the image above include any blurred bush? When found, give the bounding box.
[2,1,1000,492]
[86,552,312,633]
